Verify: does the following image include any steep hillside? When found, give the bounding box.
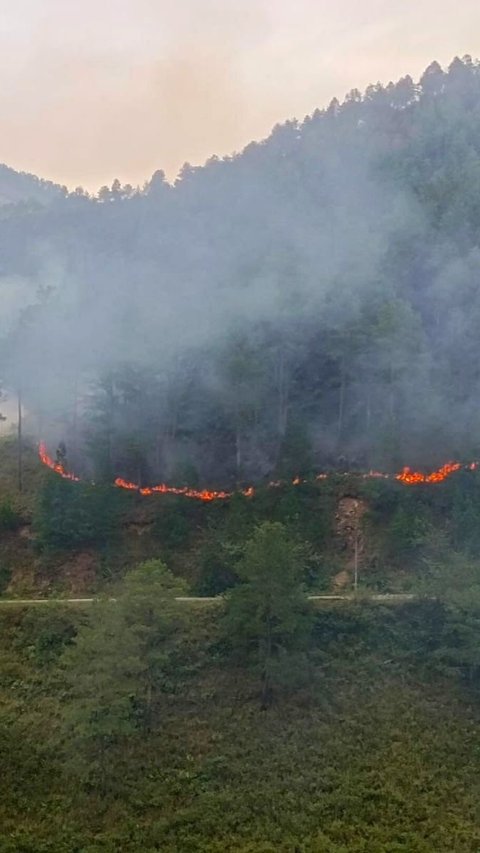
[1,599,480,852]
[2,57,480,487]
[2,434,480,601]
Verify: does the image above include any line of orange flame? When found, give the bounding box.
[38,442,81,483]
[37,442,478,501]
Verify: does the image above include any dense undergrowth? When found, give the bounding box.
[4,54,480,851]
[2,436,480,598]
[1,599,480,852]
[1,441,480,849]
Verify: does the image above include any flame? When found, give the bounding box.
[38,441,479,501]
[114,477,253,501]
[395,461,464,484]
[38,441,81,482]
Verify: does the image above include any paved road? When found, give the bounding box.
[0,593,418,607]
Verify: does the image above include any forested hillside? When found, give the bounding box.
[2,56,480,487]
[4,55,480,852]
[0,164,66,208]
[2,554,480,852]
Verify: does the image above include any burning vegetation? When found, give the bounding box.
[38,441,478,501]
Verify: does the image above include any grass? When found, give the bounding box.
[0,603,480,851]
[0,434,44,516]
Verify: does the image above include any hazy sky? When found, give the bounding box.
[1,0,480,190]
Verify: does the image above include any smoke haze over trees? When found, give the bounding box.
[2,55,480,486]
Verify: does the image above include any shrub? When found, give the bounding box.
[0,500,21,532]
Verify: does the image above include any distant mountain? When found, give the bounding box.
[0,163,67,207]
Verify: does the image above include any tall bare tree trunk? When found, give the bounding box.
[274,349,290,466]
[71,375,79,464]
[365,387,371,432]
[17,389,23,493]
[388,363,395,423]
[235,422,242,482]
[338,358,346,441]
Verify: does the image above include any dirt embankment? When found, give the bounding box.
[333,496,368,590]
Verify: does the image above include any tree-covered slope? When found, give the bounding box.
[3,57,480,486]
[1,590,480,852]
[0,163,66,207]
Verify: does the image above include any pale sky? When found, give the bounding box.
[1,0,480,191]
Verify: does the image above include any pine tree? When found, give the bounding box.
[223,522,313,707]
[61,560,188,790]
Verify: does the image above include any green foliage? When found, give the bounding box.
[7,54,480,848]
[224,522,314,704]
[0,436,44,514]
[194,537,239,595]
[254,482,334,552]
[61,601,142,790]
[399,551,480,687]
[17,606,78,665]
[0,563,11,594]
[61,560,189,789]
[356,471,480,583]
[450,475,480,555]
[386,504,431,559]
[0,500,21,532]
[33,473,125,551]
[3,600,480,849]
[276,417,313,477]
[152,500,194,550]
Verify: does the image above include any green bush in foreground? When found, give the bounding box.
[33,474,125,551]
[0,500,21,532]
[223,522,314,706]
[2,592,480,851]
[61,560,188,791]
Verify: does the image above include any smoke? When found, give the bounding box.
[2,106,415,462]
[2,0,480,188]
[4,56,480,483]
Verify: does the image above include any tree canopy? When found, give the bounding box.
[2,57,480,485]
[224,522,313,705]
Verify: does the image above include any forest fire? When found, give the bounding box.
[38,442,479,501]
[394,461,470,484]
[114,476,234,502]
[38,442,81,483]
